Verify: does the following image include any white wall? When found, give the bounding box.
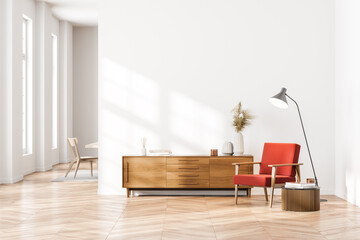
[335,0,360,206]
[99,0,335,195]
[73,27,98,156]
[0,0,73,183]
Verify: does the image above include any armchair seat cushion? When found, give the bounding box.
[234,174,295,187]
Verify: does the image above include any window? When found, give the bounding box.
[52,34,58,149]
[22,15,33,155]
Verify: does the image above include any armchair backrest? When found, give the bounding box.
[259,143,301,177]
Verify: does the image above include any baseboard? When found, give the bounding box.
[59,158,71,164]
[318,188,334,195]
[0,175,24,184]
[335,190,346,200]
[334,191,360,207]
[52,161,60,166]
[35,165,53,172]
[23,168,36,176]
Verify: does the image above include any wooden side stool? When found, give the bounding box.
[281,187,320,211]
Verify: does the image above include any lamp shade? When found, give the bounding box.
[269,87,288,109]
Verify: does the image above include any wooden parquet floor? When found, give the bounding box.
[0,164,360,240]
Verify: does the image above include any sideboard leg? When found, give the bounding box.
[247,188,251,198]
[126,188,130,198]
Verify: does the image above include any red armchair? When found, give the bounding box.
[233,143,302,207]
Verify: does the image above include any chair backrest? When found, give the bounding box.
[259,143,301,177]
[68,138,81,162]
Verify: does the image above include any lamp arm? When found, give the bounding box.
[285,93,318,186]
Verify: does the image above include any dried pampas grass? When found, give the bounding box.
[232,102,254,132]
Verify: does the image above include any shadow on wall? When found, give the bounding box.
[100,58,227,155]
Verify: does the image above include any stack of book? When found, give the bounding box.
[148,150,172,155]
[285,182,317,189]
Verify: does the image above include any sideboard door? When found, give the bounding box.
[210,156,253,188]
[123,157,166,188]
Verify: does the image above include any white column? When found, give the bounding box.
[0,0,23,183]
[0,0,5,182]
[59,21,73,163]
[35,2,53,171]
[335,0,360,206]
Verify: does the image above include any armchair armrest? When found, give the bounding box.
[233,162,261,175]
[268,163,303,167]
[269,163,303,185]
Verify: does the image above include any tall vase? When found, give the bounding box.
[233,132,244,156]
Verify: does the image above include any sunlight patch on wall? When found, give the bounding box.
[100,59,163,154]
[102,58,160,125]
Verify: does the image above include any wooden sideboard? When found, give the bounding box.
[122,155,253,197]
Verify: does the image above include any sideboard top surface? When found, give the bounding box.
[123,154,253,158]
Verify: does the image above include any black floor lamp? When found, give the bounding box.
[269,87,319,187]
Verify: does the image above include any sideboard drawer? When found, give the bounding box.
[167,172,209,180]
[167,179,209,188]
[167,164,209,172]
[167,157,209,165]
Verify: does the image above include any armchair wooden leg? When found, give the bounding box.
[270,186,275,208]
[235,185,238,205]
[270,167,276,208]
[270,166,277,208]
[264,188,268,201]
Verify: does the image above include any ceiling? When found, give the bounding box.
[39,0,98,26]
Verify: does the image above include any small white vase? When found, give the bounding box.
[233,132,244,156]
[222,141,234,155]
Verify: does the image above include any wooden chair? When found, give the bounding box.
[65,138,98,179]
[233,143,303,207]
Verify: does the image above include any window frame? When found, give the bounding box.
[51,33,58,149]
[22,15,33,155]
